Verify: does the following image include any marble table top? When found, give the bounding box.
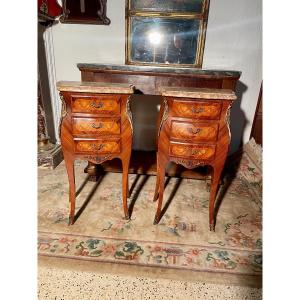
[56,81,135,94]
[77,63,241,78]
[160,87,237,100]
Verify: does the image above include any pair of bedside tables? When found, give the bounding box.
[57,81,236,230]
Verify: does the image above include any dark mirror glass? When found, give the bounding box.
[130,17,201,65]
[130,0,204,13]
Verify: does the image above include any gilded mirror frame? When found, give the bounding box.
[125,0,210,68]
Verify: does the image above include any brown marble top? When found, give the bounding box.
[77,63,241,78]
[160,87,237,100]
[56,81,135,94]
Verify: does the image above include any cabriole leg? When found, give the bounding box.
[65,156,75,225]
[208,165,223,231]
[153,154,160,202]
[153,155,168,224]
[121,157,130,219]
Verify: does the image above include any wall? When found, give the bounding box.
[203,0,262,152]
[50,0,262,153]
[52,0,126,79]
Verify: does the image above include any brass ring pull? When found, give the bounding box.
[91,144,104,151]
[90,101,104,109]
[191,107,205,114]
[91,123,103,129]
[187,127,202,135]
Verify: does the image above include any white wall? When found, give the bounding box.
[50,0,262,153]
[203,0,262,152]
[52,0,126,80]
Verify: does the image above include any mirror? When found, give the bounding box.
[126,0,209,68]
[130,17,201,65]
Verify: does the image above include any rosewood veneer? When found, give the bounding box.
[153,87,237,231]
[57,81,135,224]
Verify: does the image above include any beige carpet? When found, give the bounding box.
[38,139,262,298]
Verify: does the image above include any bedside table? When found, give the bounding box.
[57,81,135,225]
[153,87,237,231]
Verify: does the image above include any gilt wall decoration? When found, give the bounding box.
[126,0,210,68]
[60,0,110,25]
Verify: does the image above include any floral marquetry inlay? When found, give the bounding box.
[72,96,120,114]
[172,100,222,120]
[73,118,121,135]
[170,143,215,160]
[75,140,121,154]
[171,122,219,142]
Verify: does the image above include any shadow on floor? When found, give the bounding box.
[128,174,150,218]
[214,149,244,227]
[154,177,183,224]
[75,175,90,197]
[73,173,106,223]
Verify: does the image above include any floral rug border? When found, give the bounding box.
[38,231,262,276]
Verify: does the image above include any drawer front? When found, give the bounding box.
[170,143,216,160]
[171,100,222,120]
[72,95,121,114]
[75,139,121,154]
[171,121,218,142]
[73,117,121,135]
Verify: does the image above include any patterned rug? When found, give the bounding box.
[38,139,262,276]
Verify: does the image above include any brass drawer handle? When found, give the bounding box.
[191,107,205,114]
[90,101,104,109]
[91,123,103,129]
[91,144,104,151]
[187,127,202,135]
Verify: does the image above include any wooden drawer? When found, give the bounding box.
[71,95,121,114]
[72,117,121,135]
[171,99,222,120]
[170,121,218,142]
[74,139,121,154]
[170,142,216,160]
